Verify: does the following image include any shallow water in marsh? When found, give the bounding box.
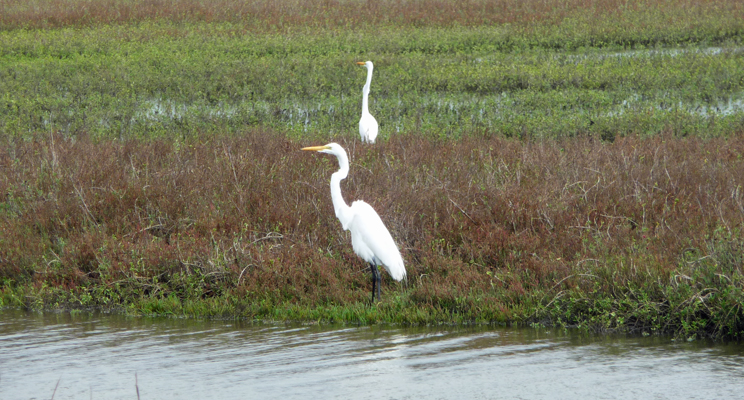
[1,309,743,400]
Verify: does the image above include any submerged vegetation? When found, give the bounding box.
[1,0,744,340]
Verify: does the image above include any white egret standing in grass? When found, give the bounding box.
[302,143,405,302]
[356,61,379,143]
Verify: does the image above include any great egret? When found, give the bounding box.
[302,143,405,302]
[356,61,379,144]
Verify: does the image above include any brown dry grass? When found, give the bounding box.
[2,0,741,31]
[1,130,743,310]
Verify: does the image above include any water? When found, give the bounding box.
[1,309,743,400]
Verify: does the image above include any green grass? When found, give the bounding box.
[1,1,744,140]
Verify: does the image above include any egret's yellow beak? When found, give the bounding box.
[302,145,329,151]
[356,62,365,65]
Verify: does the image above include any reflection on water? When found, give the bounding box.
[1,309,743,400]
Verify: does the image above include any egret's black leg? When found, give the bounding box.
[375,266,382,301]
[369,263,381,303]
[369,263,376,303]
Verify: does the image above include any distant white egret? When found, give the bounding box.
[356,61,379,143]
[302,143,405,302]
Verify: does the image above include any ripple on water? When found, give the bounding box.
[1,309,743,400]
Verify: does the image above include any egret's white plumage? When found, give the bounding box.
[357,61,379,144]
[302,143,405,301]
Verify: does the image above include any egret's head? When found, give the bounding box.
[356,61,373,69]
[302,143,341,155]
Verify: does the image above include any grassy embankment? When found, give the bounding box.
[1,0,744,340]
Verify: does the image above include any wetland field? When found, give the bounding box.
[1,0,744,340]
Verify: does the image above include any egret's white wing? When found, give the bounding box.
[348,200,406,281]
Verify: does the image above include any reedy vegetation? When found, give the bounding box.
[2,0,741,33]
[1,0,744,339]
[1,132,743,339]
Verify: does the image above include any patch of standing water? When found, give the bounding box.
[606,92,744,118]
[132,90,744,130]
[471,46,744,64]
[563,46,742,61]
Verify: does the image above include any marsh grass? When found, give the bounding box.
[2,0,743,36]
[1,130,743,339]
[1,1,744,139]
[2,0,744,340]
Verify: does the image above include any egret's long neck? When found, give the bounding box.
[361,66,373,114]
[330,151,354,229]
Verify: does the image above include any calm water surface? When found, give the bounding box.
[1,309,743,400]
